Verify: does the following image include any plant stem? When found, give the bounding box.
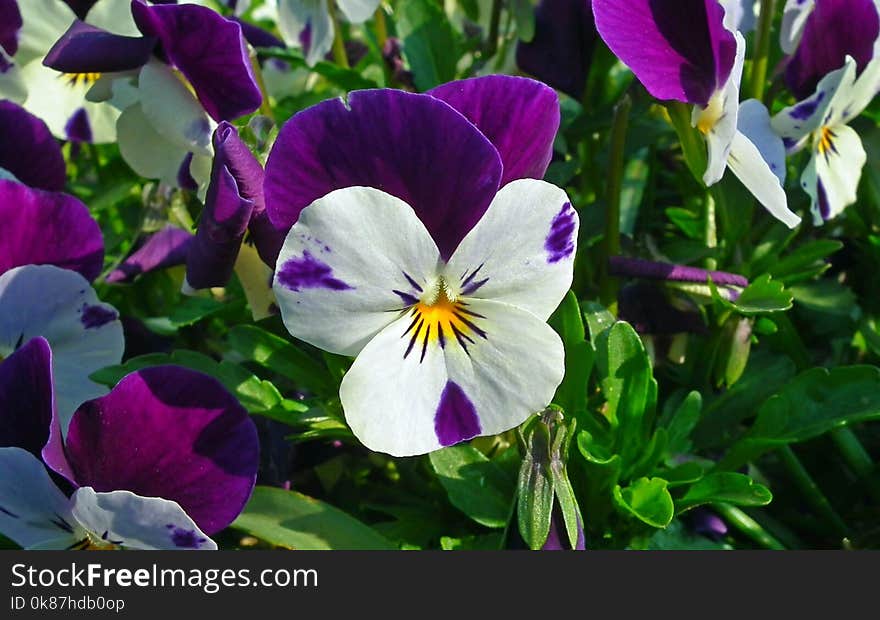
[328,0,350,69]
[777,445,849,537]
[666,102,706,183]
[484,0,502,60]
[705,191,718,270]
[714,503,785,550]
[599,94,632,314]
[750,0,778,102]
[373,5,387,51]
[830,427,880,503]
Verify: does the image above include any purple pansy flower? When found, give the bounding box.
[0,101,66,191]
[782,0,880,100]
[265,78,574,457]
[106,225,194,284]
[0,342,259,550]
[592,0,801,229]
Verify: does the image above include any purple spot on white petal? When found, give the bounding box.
[65,108,92,143]
[299,22,312,57]
[789,91,825,120]
[170,527,207,549]
[0,505,19,518]
[434,381,481,447]
[80,304,118,329]
[393,289,419,306]
[545,202,576,264]
[817,178,831,221]
[277,250,353,292]
[460,263,489,295]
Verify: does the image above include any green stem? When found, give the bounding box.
[484,0,502,60]
[666,102,707,183]
[714,503,785,550]
[777,445,849,537]
[750,0,778,102]
[373,5,387,51]
[328,0,350,69]
[831,427,880,503]
[599,95,632,313]
[704,192,718,271]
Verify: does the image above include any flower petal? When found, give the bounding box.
[0,0,22,57]
[445,179,577,321]
[802,123,866,223]
[0,337,54,458]
[43,20,155,74]
[0,101,65,191]
[780,0,815,54]
[784,0,879,100]
[336,0,381,23]
[106,226,193,283]
[339,299,564,456]
[273,186,440,357]
[61,366,258,535]
[515,0,598,100]
[0,265,123,433]
[0,180,103,280]
[276,0,334,67]
[0,447,81,550]
[772,58,854,144]
[131,0,262,121]
[737,99,786,184]
[592,0,737,105]
[264,89,503,260]
[428,75,560,186]
[116,103,192,185]
[16,0,77,66]
[71,488,217,550]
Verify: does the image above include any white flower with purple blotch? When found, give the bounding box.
[0,179,124,431]
[0,340,259,550]
[275,0,380,66]
[263,77,574,456]
[43,0,262,190]
[772,56,880,222]
[593,0,801,229]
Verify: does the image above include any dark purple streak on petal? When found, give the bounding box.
[434,381,481,447]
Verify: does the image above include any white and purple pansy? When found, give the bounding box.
[264,78,573,457]
[42,0,262,189]
[772,56,880,222]
[592,0,801,229]
[782,0,880,100]
[0,179,124,432]
[0,341,259,550]
[275,0,381,67]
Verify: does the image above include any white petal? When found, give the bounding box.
[0,448,82,550]
[339,299,564,457]
[0,53,26,103]
[737,99,786,184]
[720,0,758,33]
[117,103,191,186]
[84,0,141,36]
[273,186,441,356]
[19,60,120,143]
[336,0,381,23]
[444,179,577,322]
[803,124,866,223]
[838,58,880,125]
[16,0,77,65]
[0,265,124,434]
[276,0,334,67]
[780,0,815,54]
[696,32,745,186]
[138,62,215,157]
[772,58,855,144]
[71,488,217,551]
[727,130,801,228]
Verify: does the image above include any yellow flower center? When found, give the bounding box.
[816,126,836,157]
[696,92,724,135]
[64,72,102,88]
[401,278,486,361]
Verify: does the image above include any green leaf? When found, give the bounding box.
[227,325,335,396]
[231,487,393,550]
[397,0,459,91]
[429,444,517,529]
[661,391,702,458]
[258,48,378,91]
[768,240,842,284]
[790,280,859,317]
[675,473,772,513]
[613,477,674,528]
[712,274,792,315]
[440,533,504,550]
[713,315,753,387]
[721,365,880,469]
[548,292,594,415]
[510,0,536,41]
[167,296,230,326]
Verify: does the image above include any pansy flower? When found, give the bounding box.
[781,0,880,100]
[772,56,880,222]
[43,0,262,189]
[0,101,66,191]
[0,340,259,550]
[592,0,801,229]
[265,78,574,457]
[0,179,124,431]
[275,0,380,66]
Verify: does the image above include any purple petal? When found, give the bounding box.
[434,381,482,447]
[132,0,262,121]
[185,164,255,290]
[428,75,560,186]
[43,20,155,74]
[60,366,259,535]
[784,0,879,100]
[592,0,737,105]
[0,101,66,192]
[0,0,21,57]
[515,0,598,100]
[541,502,586,550]
[212,122,285,268]
[64,108,92,144]
[264,89,503,260]
[0,337,54,459]
[609,256,749,287]
[0,180,103,280]
[106,226,193,283]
